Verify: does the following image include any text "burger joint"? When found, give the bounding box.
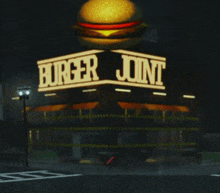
[37,50,166,92]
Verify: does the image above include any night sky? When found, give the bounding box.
[0,0,219,131]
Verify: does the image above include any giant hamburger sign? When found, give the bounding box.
[73,0,146,49]
[37,0,166,92]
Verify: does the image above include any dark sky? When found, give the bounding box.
[0,0,219,131]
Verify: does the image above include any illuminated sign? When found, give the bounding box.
[74,0,146,49]
[114,50,165,87]
[37,50,166,92]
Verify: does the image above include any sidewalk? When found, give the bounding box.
[26,156,220,175]
[1,155,220,175]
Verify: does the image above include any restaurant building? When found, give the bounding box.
[24,48,200,163]
[3,0,202,164]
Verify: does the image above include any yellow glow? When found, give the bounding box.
[38,54,99,88]
[44,93,56,97]
[79,160,92,164]
[38,80,165,92]
[12,97,19,100]
[82,89,97,92]
[79,0,136,23]
[116,54,165,86]
[29,130,32,140]
[183,95,196,99]
[115,88,131,92]
[153,92,167,96]
[37,50,166,92]
[146,158,158,163]
[21,107,31,113]
[94,30,120,37]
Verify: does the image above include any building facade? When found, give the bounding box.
[22,50,201,162]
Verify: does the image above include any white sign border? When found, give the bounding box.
[38,80,165,92]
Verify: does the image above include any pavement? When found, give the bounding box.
[1,155,220,176]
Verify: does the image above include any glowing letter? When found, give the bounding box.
[53,60,71,85]
[82,54,99,81]
[69,58,85,83]
[50,62,59,86]
[38,63,52,88]
[126,56,138,82]
[137,58,148,84]
[146,60,157,85]
[154,61,166,85]
[116,55,129,81]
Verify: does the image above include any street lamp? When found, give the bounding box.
[17,86,31,167]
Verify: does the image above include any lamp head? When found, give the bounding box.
[17,86,31,98]
[25,90,30,95]
[18,91,23,96]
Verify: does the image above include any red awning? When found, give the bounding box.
[29,102,98,112]
[69,102,98,110]
[118,102,189,112]
[144,104,189,112]
[118,102,141,110]
[33,104,67,112]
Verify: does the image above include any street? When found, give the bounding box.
[0,165,220,193]
[0,170,82,183]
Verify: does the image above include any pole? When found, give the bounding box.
[23,96,28,167]
[23,96,27,123]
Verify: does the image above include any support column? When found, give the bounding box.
[180,130,183,142]
[72,133,81,159]
[162,111,166,122]
[125,109,127,121]
[89,109,92,122]
[44,111,47,122]
[79,109,82,119]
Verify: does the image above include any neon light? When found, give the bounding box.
[38,54,99,88]
[12,97,19,100]
[77,21,141,30]
[111,50,166,61]
[82,89,97,92]
[38,80,165,92]
[44,93,56,97]
[116,54,165,86]
[115,88,131,92]
[153,92,167,96]
[37,50,166,92]
[106,157,114,165]
[183,95,196,99]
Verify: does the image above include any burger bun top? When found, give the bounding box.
[77,0,142,24]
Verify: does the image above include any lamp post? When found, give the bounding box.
[17,86,31,167]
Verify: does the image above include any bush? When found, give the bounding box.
[29,150,59,160]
